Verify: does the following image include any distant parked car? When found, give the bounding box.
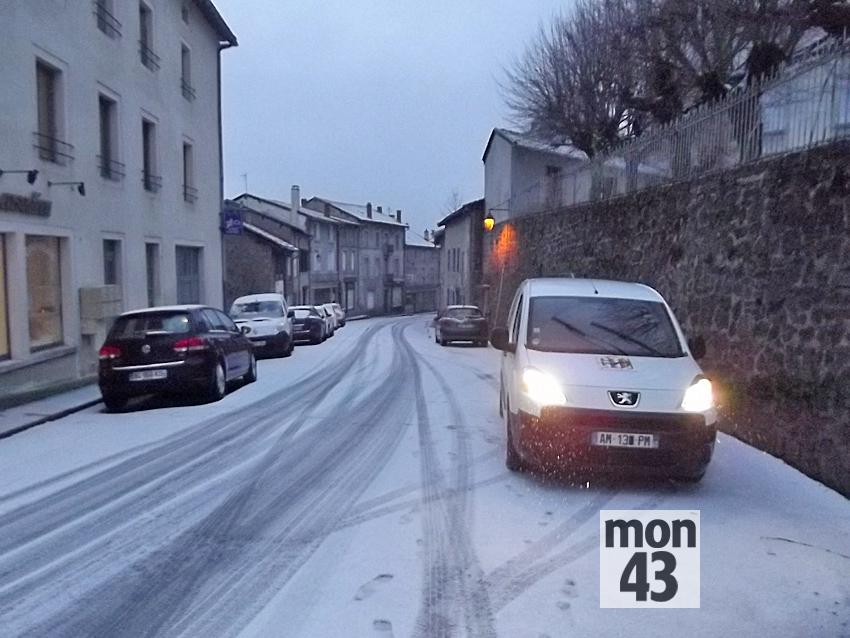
[290,306,328,344]
[435,305,489,346]
[328,302,346,327]
[321,303,340,332]
[98,305,256,411]
[229,293,294,358]
[317,305,336,337]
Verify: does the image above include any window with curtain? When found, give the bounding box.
[26,235,63,350]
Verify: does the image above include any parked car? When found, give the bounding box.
[317,305,335,337]
[435,305,489,346]
[321,303,340,332]
[98,305,256,411]
[491,278,717,481]
[328,302,346,327]
[290,306,328,344]
[229,293,294,358]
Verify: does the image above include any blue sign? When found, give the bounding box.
[222,206,243,235]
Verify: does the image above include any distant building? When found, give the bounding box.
[437,198,484,309]
[304,197,408,316]
[404,230,439,313]
[483,128,588,223]
[0,0,236,398]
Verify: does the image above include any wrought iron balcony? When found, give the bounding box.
[183,184,198,203]
[139,41,160,71]
[98,156,125,181]
[142,170,162,193]
[93,1,122,38]
[32,132,75,165]
[181,78,196,101]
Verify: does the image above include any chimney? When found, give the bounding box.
[423,229,430,241]
[366,202,373,219]
[290,185,300,227]
[376,206,383,214]
[396,209,402,222]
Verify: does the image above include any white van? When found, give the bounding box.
[490,278,717,481]
[229,293,294,358]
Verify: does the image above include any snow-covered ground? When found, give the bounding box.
[0,316,847,638]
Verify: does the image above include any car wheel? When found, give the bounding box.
[244,354,257,384]
[434,331,439,343]
[284,335,294,357]
[505,404,525,472]
[499,382,504,418]
[207,360,227,401]
[102,392,128,412]
[678,467,707,483]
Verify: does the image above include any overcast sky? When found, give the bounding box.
[215,1,568,234]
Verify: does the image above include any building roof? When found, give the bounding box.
[405,230,437,248]
[243,222,299,251]
[481,128,587,163]
[227,196,308,236]
[524,278,664,302]
[310,197,408,228]
[437,198,483,228]
[233,193,343,228]
[195,1,238,46]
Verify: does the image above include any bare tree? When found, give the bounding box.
[503,0,638,157]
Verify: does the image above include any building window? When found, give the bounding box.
[181,3,189,23]
[182,142,196,203]
[35,60,73,165]
[26,235,63,351]
[139,2,160,70]
[175,246,202,304]
[145,242,160,307]
[102,239,122,286]
[98,94,123,180]
[181,44,195,101]
[0,235,8,360]
[142,118,161,191]
[299,250,310,273]
[94,0,122,38]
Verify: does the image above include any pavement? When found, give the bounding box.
[0,384,102,439]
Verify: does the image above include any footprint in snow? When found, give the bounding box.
[373,619,394,634]
[562,578,579,599]
[354,574,394,601]
[557,601,571,611]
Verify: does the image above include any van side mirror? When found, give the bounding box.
[490,327,515,353]
[287,309,295,318]
[688,335,706,360]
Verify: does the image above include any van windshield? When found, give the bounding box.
[230,301,284,319]
[526,296,685,357]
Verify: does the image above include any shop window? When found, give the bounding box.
[27,235,64,350]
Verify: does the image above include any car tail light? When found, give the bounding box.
[173,336,208,353]
[98,344,121,360]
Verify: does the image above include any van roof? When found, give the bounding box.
[523,278,665,302]
[232,293,284,303]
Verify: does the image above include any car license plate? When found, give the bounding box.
[253,340,266,346]
[592,431,658,449]
[129,369,168,382]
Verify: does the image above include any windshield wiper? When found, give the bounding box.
[550,317,628,355]
[589,321,666,357]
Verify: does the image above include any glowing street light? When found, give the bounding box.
[483,211,495,232]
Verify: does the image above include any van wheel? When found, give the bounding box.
[505,405,525,472]
[280,335,294,357]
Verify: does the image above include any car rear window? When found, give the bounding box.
[526,296,684,357]
[292,308,317,319]
[230,300,284,319]
[444,307,482,319]
[110,312,192,338]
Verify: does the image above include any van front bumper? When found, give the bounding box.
[516,406,716,477]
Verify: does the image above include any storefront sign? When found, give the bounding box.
[221,206,243,235]
[0,193,52,217]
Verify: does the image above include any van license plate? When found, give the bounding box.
[592,431,658,449]
[253,340,266,347]
[129,370,168,382]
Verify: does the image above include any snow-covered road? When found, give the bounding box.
[0,316,847,638]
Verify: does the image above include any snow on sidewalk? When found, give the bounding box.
[0,384,102,438]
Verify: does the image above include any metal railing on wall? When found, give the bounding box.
[507,35,850,217]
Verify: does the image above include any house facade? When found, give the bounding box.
[304,197,408,316]
[404,230,439,313]
[437,198,484,309]
[0,0,236,399]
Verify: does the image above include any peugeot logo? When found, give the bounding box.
[609,390,639,407]
[141,344,151,354]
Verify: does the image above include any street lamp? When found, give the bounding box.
[0,169,39,184]
[483,211,495,232]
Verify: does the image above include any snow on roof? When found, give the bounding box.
[120,304,206,316]
[195,1,238,46]
[321,199,407,227]
[243,222,299,251]
[483,128,588,163]
[525,278,665,302]
[232,293,285,303]
[406,231,437,248]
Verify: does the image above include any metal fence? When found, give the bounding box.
[510,36,850,216]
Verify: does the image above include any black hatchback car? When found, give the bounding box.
[435,305,489,346]
[98,305,256,411]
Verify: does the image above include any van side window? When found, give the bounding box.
[511,295,523,343]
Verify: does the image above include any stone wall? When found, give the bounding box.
[483,141,850,496]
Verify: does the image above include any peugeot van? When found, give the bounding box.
[490,278,717,481]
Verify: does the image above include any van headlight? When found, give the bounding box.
[521,367,567,407]
[681,378,713,412]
